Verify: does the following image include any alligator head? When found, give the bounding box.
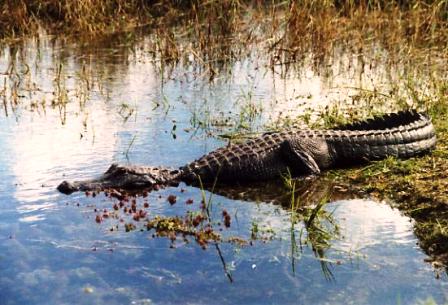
[57,163,181,195]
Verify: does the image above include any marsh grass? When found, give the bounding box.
[2,1,447,120]
[3,1,447,66]
[187,84,263,139]
[0,0,150,40]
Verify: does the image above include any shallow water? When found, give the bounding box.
[0,34,447,305]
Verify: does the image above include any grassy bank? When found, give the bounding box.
[2,1,447,85]
[321,102,448,267]
[265,68,448,266]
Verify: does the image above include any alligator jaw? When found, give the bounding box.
[57,163,182,195]
[57,179,108,194]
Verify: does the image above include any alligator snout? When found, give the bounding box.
[57,180,78,195]
[57,164,183,194]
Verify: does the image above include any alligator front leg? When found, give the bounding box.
[281,137,333,175]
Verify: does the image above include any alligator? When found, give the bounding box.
[57,110,436,195]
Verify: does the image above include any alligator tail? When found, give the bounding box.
[326,111,436,162]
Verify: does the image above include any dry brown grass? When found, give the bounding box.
[1,1,446,84]
[0,0,152,39]
[273,1,448,67]
[2,1,447,45]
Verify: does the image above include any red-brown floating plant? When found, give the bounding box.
[224,215,231,228]
[167,195,177,205]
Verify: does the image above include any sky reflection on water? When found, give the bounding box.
[0,35,447,305]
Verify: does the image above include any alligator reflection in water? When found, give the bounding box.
[84,174,434,285]
[95,176,344,282]
[222,179,342,282]
[74,162,448,284]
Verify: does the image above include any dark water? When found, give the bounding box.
[0,35,447,305]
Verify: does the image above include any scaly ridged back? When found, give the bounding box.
[181,110,436,181]
[181,131,292,181]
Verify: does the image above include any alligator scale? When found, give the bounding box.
[57,111,436,194]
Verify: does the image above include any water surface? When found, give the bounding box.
[0,34,447,305]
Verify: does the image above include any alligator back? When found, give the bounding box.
[181,110,436,183]
[181,131,295,182]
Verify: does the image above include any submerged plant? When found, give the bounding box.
[282,168,340,278]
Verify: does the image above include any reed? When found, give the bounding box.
[2,1,447,48]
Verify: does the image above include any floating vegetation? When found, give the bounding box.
[118,103,136,123]
[146,215,222,249]
[78,179,343,258]
[88,188,248,249]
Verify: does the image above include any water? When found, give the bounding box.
[0,34,447,305]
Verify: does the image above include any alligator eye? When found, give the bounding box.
[114,167,126,175]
